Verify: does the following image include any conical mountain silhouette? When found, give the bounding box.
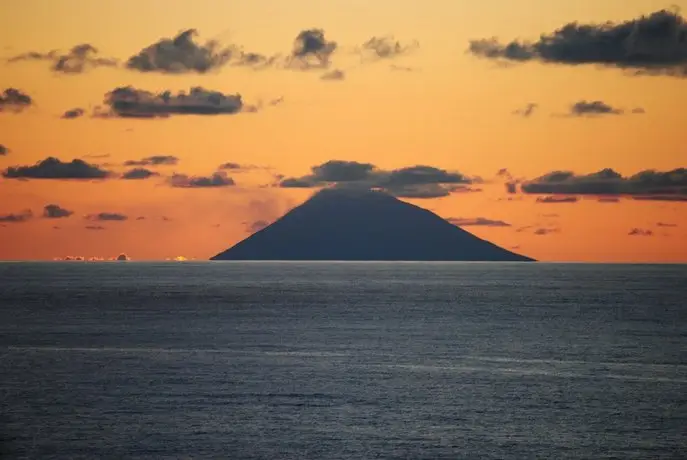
[211,188,534,261]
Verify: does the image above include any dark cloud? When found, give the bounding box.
[85,225,105,231]
[289,29,337,69]
[447,217,512,227]
[169,171,235,188]
[247,220,270,233]
[0,88,33,112]
[278,160,472,199]
[83,153,110,159]
[598,197,620,203]
[218,162,242,170]
[384,165,470,187]
[124,155,179,166]
[121,168,159,180]
[632,107,647,114]
[3,157,110,179]
[8,44,118,74]
[388,183,466,199]
[320,69,346,80]
[534,227,560,235]
[231,51,280,69]
[513,103,538,117]
[126,29,233,74]
[522,168,687,198]
[570,100,623,116]
[43,204,73,219]
[61,108,85,119]
[86,212,128,221]
[628,228,653,236]
[315,160,376,182]
[360,36,419,60]
[0,144,9,156]
[93,86,247,118]
[0,210,33,223]
[657,222,678,227]
[468,8,687,77]
[536,196,579,204]
[280,177,317,188]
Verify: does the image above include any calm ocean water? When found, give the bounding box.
[1,262,686,459]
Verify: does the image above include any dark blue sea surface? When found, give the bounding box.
[1,262,686,459]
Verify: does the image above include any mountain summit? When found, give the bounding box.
[211,188,534,261]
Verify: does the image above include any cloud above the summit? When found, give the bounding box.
[278,160,473,198]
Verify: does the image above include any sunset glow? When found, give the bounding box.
[1,0,686,261]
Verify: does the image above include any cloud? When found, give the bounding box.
[536,196,579,204]
[126,29,233,74]
[468,8,687,77]
[218,162,242,170]
[8,44,118,74]
[0,88,33,112]
[61,108,85,119]
[657,222,678,227]
[169,171,235,188]
[289,29,337,69]
[569,100,623,116]
[43,204,73,219]
[85,225,105,231]
[124,155,179,166]
[231,51,280,68]
[447,217,511,227]
[359,36,419,60]
[121,168,159,180]
[505,183,519,194]
[534,227,560,235]
[93,86,248,118]
[513,103,538,117]
[86,212,128,221]
[598,197,620,203]
[247,220,270,233]
[522,168,687,199]
[631,195,687,202]
[278,160,472,198]
[628,228,653,236]
[0,210,33,223]
[0,144,9,156]
[321,69,346,80]
[3,157,110,179]
[390,64,416,72]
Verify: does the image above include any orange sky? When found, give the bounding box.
[0,0,686,261]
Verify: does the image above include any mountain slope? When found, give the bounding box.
[211,188,534,261]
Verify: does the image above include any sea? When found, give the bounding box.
[1,262,686,459]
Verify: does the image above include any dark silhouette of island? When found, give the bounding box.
[211,188,534,261]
